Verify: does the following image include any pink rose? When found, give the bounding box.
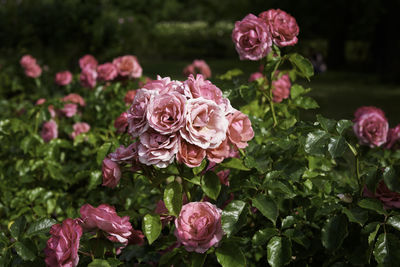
[55,71,73,86]
[36,98,46,105]
[20,55,37,68]
[124,90,137,105]
[41,120,58,143]
[44,218,82,267]
[385,124,400,149]
[80,67,97,89]
[363,180,400,209]
[177,138,206,168]
[272,74,291,103]
[217,169,230,186]
[62,93,85,107]
[259,9,299,47]
[80,204,132,245]
[127,89,155,138]
[109,143,138,163]
[206,138,231,164]
[138,76,152,88]
[144,76,191,98]
[60,103,78,117]
[185,74,223,105]
[227,110,254,149]
[24,64,42,78]
[137,131,178,168]
[71,122,90,139]
[79,54,98,70]
[147,92,187,134]
[180,98,229,149]
[174,202,223,253]
[183,60,212,79]
[128,229,145,246]
[112,55,142,78]
[232,14,272,61]
[114,112,129,134]
[155,200,175,226]
[353,106,388,147]
[102,158,122,188]
[249,72,264,82]
[97,63,118,81]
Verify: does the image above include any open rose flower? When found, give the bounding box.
[183,60,212,79]
[80,67,97,89]
[385,124,400,149]
[185,74,223,105]
[109,143,138,163]
[364,180,400,209]
[71,122,90,139]
[177,138,206,168]
[217,169,230,186]
[353,106,388,147]
[102,158,122,188]
[44,218,82,267]
[272,74,291,103]
[97,62,118,81]
[20,55,37,68]
[144,76,191,98]
[232,14,272,61]
[115,112,129,134]
[249,72,264,82]
[60,103,78,117]
[227,110,254,149]
[79,54,98,70]
[113,55,142,78]
[55,71,73,86]
[80,204,132,245]
[174,202,223,253]
[124,90,137,105]
[206,138,231,163]
[127,89,156,138]
[62,93,85,107]
[24,64,42,78]
[41,120,58,143]
[259,9,299,47]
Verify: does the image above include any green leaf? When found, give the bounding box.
[267,236,292,267]
[88,170,102,191]
[373,233,400,267]
[97,142,112,165]
[26,218,57,236]
[367,224,381,263]
[10,216,26,240]
[342,207,368,226]
[284,229,310,249]
[193,160,207,175]
[252,228,279,246]
[288,53,314,80]
[163,181,182,217]
[106,258,123,267]
[252,195,278,226]
[383,166,400,193]
[142,214,162,245]
[215,241,246,267]
[220,158,250,171]
[221,200,246,237]
[290,84,308,99]
[387,216,400,231]
[201,172,221,200]
[317,114,336,132]
[336,120,353,135]
[304,130,329,156]
[328,136,346,158]
[191,253,206,267]
[358,198,387,215]
[281,216,296,229]
[293,96,319,110]
[88,259,112,267]
[321,215,348,251]
[14,240,36,261]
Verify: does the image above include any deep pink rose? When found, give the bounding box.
[113,55,142,78]
[80,67,97,89]
[174,202,223,253]
[183,60,212,79]
[79,54,98,70]
[24,64,42,78]
[144,76,191,98]
[124,90,137,105]
[44,218,82,267]
[102,158,122,188]
[232,14,272,61]
[227,110,254,149]
[363,180,400,209]
[20,55,37,68]
[137,131,178,168]
[36,98,46,105]
[97,63,118,81]
[114,112,129,134]
[55,71,73,86]
[385,124,400,149]
[259,9,299,47]
[60,103,78,117]
[249,72,264,82]
[180,98,229,149]
[206,138,231,163]
[217,169,230,186]
[71,122,90,139]
[177,138,206,168]
[127,89,156,138]
[272,74,291,103]
[185,74,223,105]
[62,93,85,107]
[353,106,388,147]
[80,204,132,245]
[41,120,58,143]
[109,143,138,163]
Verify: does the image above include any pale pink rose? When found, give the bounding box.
[147,92,187,134]
[259,9,299,47]
[62,93,85,106]
[97,62,118,81]
[20,55,37,68]
[24,64,42,78]
[232,14,272,61]
[44,218,82,267]
[217,169,230,186]
[80,204,132,245]
[227,110,254,149]
[41,120,58,143]
[353,106,388,147]
[114,112,129,134]
[71,122,90,139]
[174,202,223,253]
[102,158,122,188]
[272,74,291,103]
[55,71,73,86]
[48,105,56,118]
[60,103,78,117]
[112,55,142,78]
[183,60,212,79]
[127,89,156,138]
[144,76,191,98]
[185,74,223,104]
[79,54,98,70]
[36,98,46,105]
[109,143,138,163]
[137,131,178,168]
[385,124,400,149]
[177,138,206,168]
[363,180,400,209]
[180,98,229,149]
[249,72,264,82]
[124,90,137,105]
[80,67,97,89]
[206,138,230,163]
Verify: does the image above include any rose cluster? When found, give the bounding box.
[232,9,299,60]
[20,55,42,78]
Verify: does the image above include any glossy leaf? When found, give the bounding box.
[142,214,162,245]
[358,198,387,215]
[201,172,221,200]
[88,259,112,267]
[163,181,182,217]
[26,218,57,236]
[221,200,246,237]
[373,233,400,266]
[383,166,400,193]
[216,241,246,267]
[288,53,314,80]
[252,228,279,246]
[321,215,348,251]
[267,236,292,267]
[328,136,346,158]
[252,195,278,225]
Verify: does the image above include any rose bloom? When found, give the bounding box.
[183,60,212,79]
[180,98,229,149]
[79,54,98,70]
[36,98,46,105]
[232,14,272,61]
[217,169,230,186]
[114,112,129,134]
[80,204,132,245]
[177,138,206,168]
[144,76,191,98]
[109,143,138,163]
[60,103,78,117]
[174,202,223,253]
[138,76,152,88]
[62,93,86,107]
[24,63,42,78]
[272,74,291,103]
[55,71,73,86]
[102,158,122,188]
[113,55,142,78]
[41,120,58,143]
[353,106,388,147]
[249,72,264,82]
[124,90,137,105]
[385,124,400,149]
[185,74,223,105]
[97,62,118,81]
[227,110,254,149]
[127,89,156,138]
[71,122,90,139]
[259,9,299,47]
[44,218,82,267]
[80,67,98,89]
[206,138,231,163]
[363,180,400,209]
[128,229,145,246]
[20,55,37,68]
